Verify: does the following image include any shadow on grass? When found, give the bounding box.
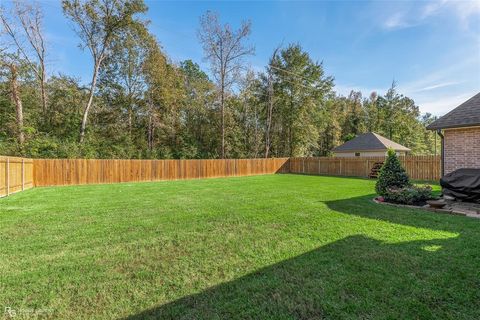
[124,231,480,319]
[326,194,478,234]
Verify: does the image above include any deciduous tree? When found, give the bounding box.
[198,11,254,158]
[62,0,147,143]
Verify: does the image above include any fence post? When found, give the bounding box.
[21,158,25,191]
[6,158,9,196]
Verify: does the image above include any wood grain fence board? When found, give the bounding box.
[0,155,440,190]
[0,156,34,197]
[289,156,440,181]
[32,158,290,187]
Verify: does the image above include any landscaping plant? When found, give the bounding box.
[383,185,433,205]
[375,148,410,196]
[376,148,433,204]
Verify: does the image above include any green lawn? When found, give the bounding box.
[1,174,479,319]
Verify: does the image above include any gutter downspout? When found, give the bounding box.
[436,129,445,177]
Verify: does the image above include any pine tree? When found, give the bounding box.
[375,148,410,196]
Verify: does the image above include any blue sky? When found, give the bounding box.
[36,0,480,115]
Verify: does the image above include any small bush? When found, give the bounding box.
[375,148,410,196]
[384,185,433,205]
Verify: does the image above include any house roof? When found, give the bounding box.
[427,92,480,130]
[333,132,411,152]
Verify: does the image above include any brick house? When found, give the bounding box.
[427,92,480,176]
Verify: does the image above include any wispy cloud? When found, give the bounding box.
[399,57,477,93]
[381,0,480,31]
[334,56,478,116]
[415,81,461,92]
[444,0,480,27]
[420,0,447,19]
[396,57,479,115]
[417,92,475,115]
[383,12,410,30]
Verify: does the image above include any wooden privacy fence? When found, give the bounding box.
[33,158,290,187]
[289,155,441,181]
[0,156,34,197]
[0,155,441,194]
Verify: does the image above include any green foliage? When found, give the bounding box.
[343,133,356,142]
[375,148,410,196]
[268,44,334,157]
[0,3,439,159]
[384,185,433,205]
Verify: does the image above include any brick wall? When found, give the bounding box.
[444,127,480,174]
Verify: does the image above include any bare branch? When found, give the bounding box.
[197,11,255,158]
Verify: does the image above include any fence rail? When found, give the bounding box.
[289,155,441,181]
[33,158,290,187]
[0,156,34,197]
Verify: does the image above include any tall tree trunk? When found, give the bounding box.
[243,99,249,155]
[127,88,133,139]
[288,95,294,157]
[40,63,47,114]
[147,115,153,152]
[128,107,133,136]
[264,47,279,158]
[265,73,274,158]
[253,101,259,158]
[220,78,225,159]
[9,64,25,145]
[147,100,154,152]
[79,61,101,143]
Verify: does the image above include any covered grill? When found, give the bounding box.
[440,169,480,203]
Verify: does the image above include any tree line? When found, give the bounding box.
[0,0,440,159]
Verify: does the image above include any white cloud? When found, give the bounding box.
[420,0,447,19]
[382,0,480,31]
[335,81,476,116]
[415,81,461,92]
[449,0,480,26]
[416,92,475,115]
[397,57,479,115]
[398,57,478,93]
[383,12,410,30]
[335,57,478,116]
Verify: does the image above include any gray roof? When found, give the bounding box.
[333,132,411,152]
[427,92,480,130]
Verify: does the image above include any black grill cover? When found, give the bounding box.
[440,168,480,203]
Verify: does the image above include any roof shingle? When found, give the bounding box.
[333,132,410,152]
[427,92,480,130]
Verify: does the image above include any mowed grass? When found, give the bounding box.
[1,174,480,319]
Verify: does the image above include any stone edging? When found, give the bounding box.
[372,198,467,216]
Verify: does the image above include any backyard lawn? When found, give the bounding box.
[1,174,480,319]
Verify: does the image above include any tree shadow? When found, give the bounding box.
[123,232,480,319]
[325,193,480,235]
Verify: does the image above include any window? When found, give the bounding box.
[355,152,360,157]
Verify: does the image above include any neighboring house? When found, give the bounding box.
[333,132,410,157]
[427,92,480,176]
